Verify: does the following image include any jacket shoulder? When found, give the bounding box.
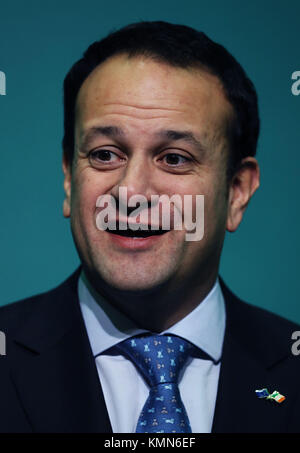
[0,267,81,333]
[220,279,300,363]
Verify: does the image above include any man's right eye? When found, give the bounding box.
[88,149,126,168]
[89,149,117,161]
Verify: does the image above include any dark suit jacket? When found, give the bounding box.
[0,266,300,433]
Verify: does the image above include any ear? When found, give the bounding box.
[226,157,260,232]
[62,152,72,218]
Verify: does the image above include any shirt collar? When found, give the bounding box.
[78,271,225,362]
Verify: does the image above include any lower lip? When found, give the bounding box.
[106,232,168,250]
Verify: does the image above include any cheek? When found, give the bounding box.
[72,168,110,207]
[204,186,228,239]
[70,175,104,231]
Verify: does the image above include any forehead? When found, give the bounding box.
[75,54,233,143]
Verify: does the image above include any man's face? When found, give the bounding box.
[63,55,240,291]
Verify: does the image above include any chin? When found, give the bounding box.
[95,262,171,292]
[104,273,165,292]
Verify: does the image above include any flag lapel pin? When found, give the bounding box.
[255,388,285,403]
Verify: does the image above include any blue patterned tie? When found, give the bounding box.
[116,334,194,433]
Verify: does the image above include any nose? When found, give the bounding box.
[111,155,156,208]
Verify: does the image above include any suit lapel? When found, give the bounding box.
[9,267,112,433]
[212,280,291,433]
[212,332,272,432]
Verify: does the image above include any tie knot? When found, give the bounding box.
[117,334,194,387]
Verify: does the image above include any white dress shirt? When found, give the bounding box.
[78,272,226,433]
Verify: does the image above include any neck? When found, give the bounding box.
[82,264,218,332]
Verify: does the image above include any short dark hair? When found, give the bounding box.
[62,21,259,178]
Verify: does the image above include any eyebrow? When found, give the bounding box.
[80,126,124,149]
[79,126,206,156]
[156,129,206,155]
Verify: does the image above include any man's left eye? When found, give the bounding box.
[163,153,190,166]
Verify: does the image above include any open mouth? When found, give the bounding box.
[107,224,170,238]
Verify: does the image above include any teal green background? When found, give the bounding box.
[1,1,299,323]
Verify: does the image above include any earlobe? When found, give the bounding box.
[62,153,72,218]
[226,157,260,232]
